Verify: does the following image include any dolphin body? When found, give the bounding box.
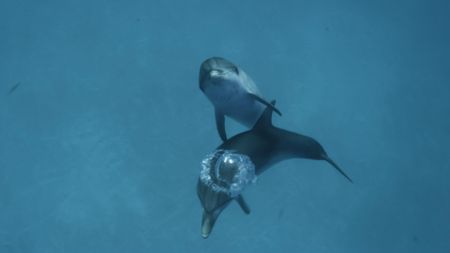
[197,101,352,239]
[199,57,281,142]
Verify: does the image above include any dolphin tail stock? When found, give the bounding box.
[321,154,353,183]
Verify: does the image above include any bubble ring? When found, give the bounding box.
[200,150,257,197]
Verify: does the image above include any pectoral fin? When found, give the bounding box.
[236,194,251,214]
[248,93,282,116]
[215,109,227,142]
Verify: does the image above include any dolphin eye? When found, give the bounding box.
[231,66,239,75]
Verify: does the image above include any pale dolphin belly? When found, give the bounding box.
[206,79,265,128]
[219,96,265,128]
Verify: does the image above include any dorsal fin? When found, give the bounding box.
[253,100,276,130]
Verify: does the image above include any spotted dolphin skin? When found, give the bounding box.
[197,101,352,238]
[199,57,281,142]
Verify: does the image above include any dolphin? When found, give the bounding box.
[197,101,352,238]
[199,57,281,142]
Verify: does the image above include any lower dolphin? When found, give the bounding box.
[197,101,352,238]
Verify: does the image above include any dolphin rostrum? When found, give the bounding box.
[197,101,352,238]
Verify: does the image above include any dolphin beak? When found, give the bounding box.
[197,178,232,238]
[201,210,218,239]
[209,69,221,77]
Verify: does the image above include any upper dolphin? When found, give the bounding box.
[199,57,281,141]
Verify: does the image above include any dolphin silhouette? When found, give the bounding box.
[197,101,352,238]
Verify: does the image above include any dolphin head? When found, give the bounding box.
[199,57,241,101]
[197,150,257,238]
[197,180,232,239]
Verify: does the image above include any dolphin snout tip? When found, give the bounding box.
[201,225,212,239]
[201,211,215,239]
[209,69,222,76]
[201,232,210,239]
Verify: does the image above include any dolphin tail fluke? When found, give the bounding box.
[321,155,353,183]
[236,194,251,214]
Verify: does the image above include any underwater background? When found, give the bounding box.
[1,0,449,252]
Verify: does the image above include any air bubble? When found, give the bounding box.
[200,150,257,197]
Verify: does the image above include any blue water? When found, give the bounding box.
[1,0,449,252]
